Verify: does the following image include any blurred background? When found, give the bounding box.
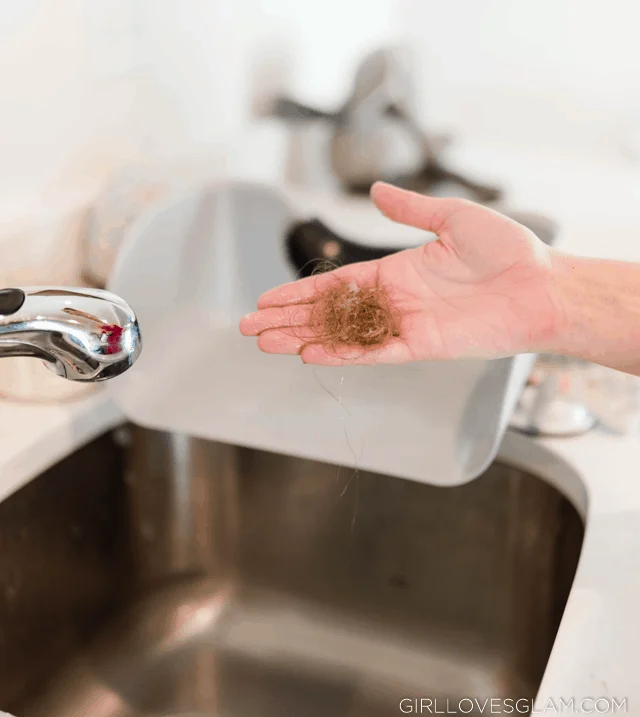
[1,0,640,286]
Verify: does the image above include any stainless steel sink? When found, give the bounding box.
[0,427,583,716]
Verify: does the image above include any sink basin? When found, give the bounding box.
[0,427,583,716]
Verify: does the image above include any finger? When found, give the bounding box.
[240,304,312,336]
[257,327,316,355]
[257,261,377,310]
[370,181,469,234]
[300,338,414,366]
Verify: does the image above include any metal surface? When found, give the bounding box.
[510,356,598,438]
[1,427,584,716]
[272,46,501,199]
[0,287,142,381]
[329,48,435,190]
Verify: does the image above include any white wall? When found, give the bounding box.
[1,0,639,253]
[129,0,402,163]
[399,0,640,158]
[0,0,400,224]
[0,0,143,224]
[0,0,146,283]
[129,0,640,162]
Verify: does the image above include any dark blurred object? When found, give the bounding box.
[286,211,557,279]
[286,219,398,276]
[272,48,502,203]
[273,97,340,123]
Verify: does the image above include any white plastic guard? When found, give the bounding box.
[108,181,535,486]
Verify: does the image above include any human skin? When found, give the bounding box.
[240,182,640,377]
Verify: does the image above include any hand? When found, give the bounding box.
[240,182,565,365]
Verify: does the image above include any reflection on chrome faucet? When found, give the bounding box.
[0,287,142,382]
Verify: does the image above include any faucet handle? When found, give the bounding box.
[0,288,26,316]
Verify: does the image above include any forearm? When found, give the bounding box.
[549,252,640,375]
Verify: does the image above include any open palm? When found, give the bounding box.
[240,182,563,365]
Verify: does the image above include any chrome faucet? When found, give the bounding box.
[0,287,142,382]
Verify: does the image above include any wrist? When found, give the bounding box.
[544,251,640,373]
[542,251,584,357]
[517,249,576,357]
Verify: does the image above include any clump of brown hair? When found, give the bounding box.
[307,276,400,351]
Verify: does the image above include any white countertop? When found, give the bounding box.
[0,387,122,504]
[0,147,639,706]
[500,430,640,707]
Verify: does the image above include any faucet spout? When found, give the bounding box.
[0,287,142,382]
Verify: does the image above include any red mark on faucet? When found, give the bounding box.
[101,324,124,354]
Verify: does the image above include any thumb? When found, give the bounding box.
[370,181,469,235]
